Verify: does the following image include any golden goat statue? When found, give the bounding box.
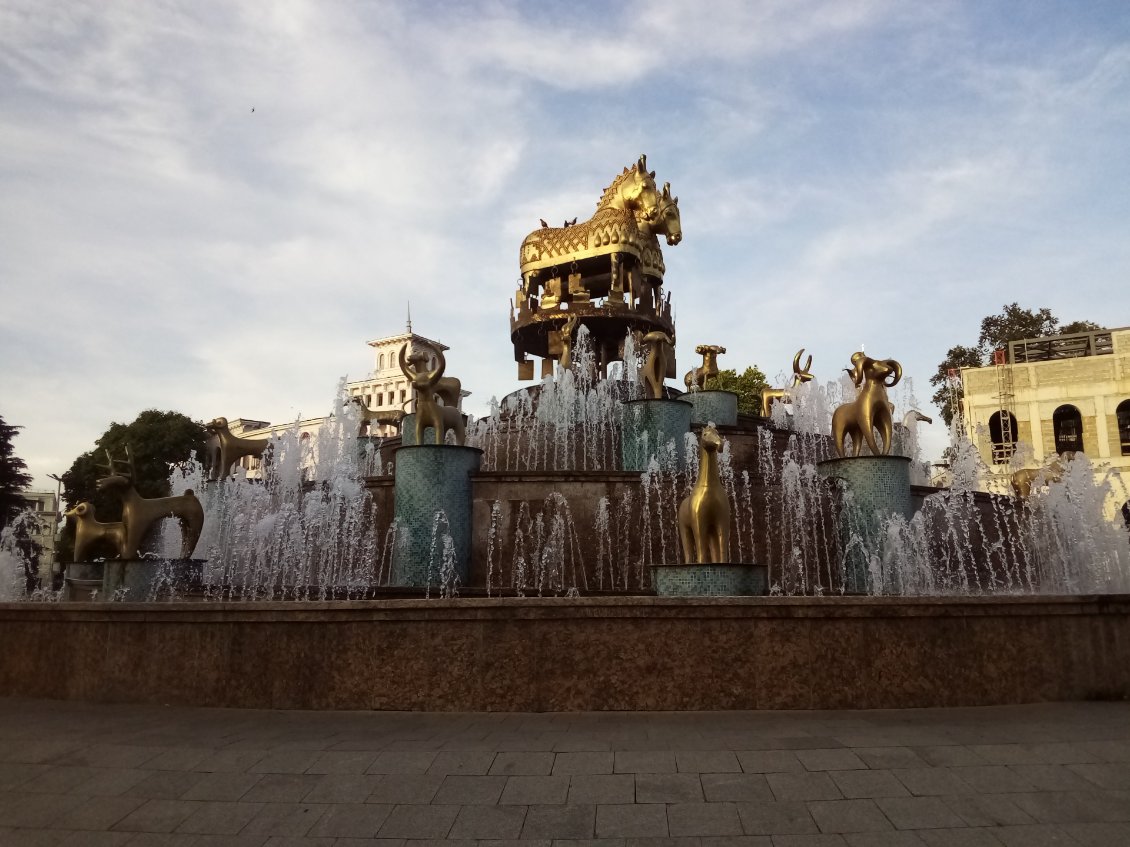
[205,417,270,481]
[760,349,814,418]
[65,502,127,563]
[831,352,903,457]
[684,344,726,391]
[399,342,465,446]
[640,330,674,399]
[1011,452,1075,499]
[95,448,204,559]
[677,425,731,564]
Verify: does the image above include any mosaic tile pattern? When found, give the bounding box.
[621,399,693,471]
[688,390,738,426]
[818,455,913,593]
[391,445,482,587]
[400,413,437,447]
[650,563,769,596]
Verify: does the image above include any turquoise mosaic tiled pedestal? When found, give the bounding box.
[687,390,738,427]
[391,445,482,588]
[621,399,693,471]
[817,455,913,594]
[89,559,203,601]
[650,563,768,596]
[400,413,437,446]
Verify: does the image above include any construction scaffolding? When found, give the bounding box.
[992,348,1016,464]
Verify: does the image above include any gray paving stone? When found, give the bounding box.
[667,802,744,837]
[596,803,669,838]
[889,769,974,797]
[767,773,843,802]
[951,765,1039,794]
[843,834,927,847]
[569,774,637,804]
[250,751,323,775]
[676,752,742,773]
[734,802,819,835]
[829,771,909,800]
[1059,821,1130,846]
[1069,763,1130,790]
[701,773,774,803]
[307,802,394,838]
[554,752,615,775]
[940,794,1034,827]
[366,753,437,775]
[993,824,1080,846]
[426,751,497,775]
[909,747,987,768]
[242,773,322,802]
[304,751,379,774]
[636,773,704,803]
[193,750,269,773]
[500,774,571,805]
[874,797,967,831]
[448,804,528,839]
[700,838,773,847]
[490,752,556,775]
[111,799,203,833]
[52,795,147,830]
[174,800,265,835]
[56,833,136,847]
[376,804,459,839]
[521,804,596,839]
[432,774,508,804]
[807,800,895,834]
[144,749,213,771]
[795,751,867,773]
[769,835,849,846]
[240,801,327,836]
[182,772,264,801]
[616,752,678,774]
[851,749,929,770]
[914,829,1002,847]
[365,774,443,804]
[302,774,381,803]
[736,752,805,774]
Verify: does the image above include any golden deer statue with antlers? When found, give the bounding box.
[760,349,814,417]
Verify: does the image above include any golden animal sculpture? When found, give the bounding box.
[640,330,674,399]
[684,345,726,391]
[399,342,465,446]
[66,502,127,562]
[1011,452,1074,499]
[95,449,204,559]
[760,349,814,417]
[558,314,580,372]
[349,397,405,437]
[678,425,731,564]
[831,352,903,457]
[205,417,270,480]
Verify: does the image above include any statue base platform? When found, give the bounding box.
[817,455,914,594]
[687,390,738,427]
[64,559,206,601]
[650,562,768,596]
[621,398,693,471]
[391,445,483,588]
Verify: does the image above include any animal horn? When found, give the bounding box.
[884,359,903,387]
[637,153,647,172]
[662,182,671,200]
[848,352,866,387]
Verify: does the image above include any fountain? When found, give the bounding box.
[1,155,1128,711]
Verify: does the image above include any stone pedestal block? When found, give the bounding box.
[817,455,913,594]
[400,413,437,446]
[650,563,768,596]
[687,390,739,427]
[391,445,482,588]
[621,399,693,471]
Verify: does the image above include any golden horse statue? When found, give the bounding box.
[95,448,204,559]
[518,155,678,309]
[831,352,903,457]
[678,425,731,564]
[399,342,465,446]
[761,349,814,417]
[1011,452,1075,499]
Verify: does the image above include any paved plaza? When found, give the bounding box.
[0,699,1128,847]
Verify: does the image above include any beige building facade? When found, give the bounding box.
[960,327,1130,520]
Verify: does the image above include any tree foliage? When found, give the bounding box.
[0,414,33,532]
[58,410,207,562]
[929,304,1103,427]
[711,366,770,416]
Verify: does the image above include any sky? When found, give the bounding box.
[3,0,1129,491]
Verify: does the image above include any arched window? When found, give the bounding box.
[1117,399,1130,456]
[988,411,1018,464]
[379,353,385,370]
[1052,404,1084,454]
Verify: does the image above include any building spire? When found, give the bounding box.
[406,301,412,335]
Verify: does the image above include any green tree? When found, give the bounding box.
[0,414,33,532]
[712,366,769,416]
[929,304,1104,426]
[58,410,207,562]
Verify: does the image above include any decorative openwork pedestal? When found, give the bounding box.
[687,390,738,427]
[817,455,914,594]
[650,563,768,596]
[390,445,482,588]
[621,398,693,471]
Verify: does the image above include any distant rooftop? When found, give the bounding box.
[1007,327,1124,364]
